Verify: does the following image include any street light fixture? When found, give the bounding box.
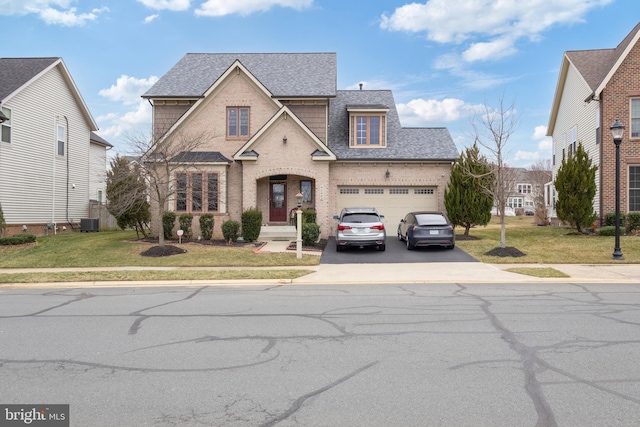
[610,119,624,260]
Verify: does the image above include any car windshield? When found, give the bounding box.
[342,213,380,223]
[415,214,447,226]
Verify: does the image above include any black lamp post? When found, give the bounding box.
[610,119,624,260]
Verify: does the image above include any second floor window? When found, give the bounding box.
[632,99,640,138]
[57,124,66,156]
[350,114,386,147]
[1,107,11,143]
[227,107,249,138]
[517,184,532,194]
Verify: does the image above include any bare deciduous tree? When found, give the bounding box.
[128,128,212,247]
[470,95,519,249]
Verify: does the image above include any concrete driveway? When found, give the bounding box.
[320,236,478,264]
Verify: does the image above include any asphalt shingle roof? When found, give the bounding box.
[328,90,459,161]
[143,53,337,99]
[567,21,640,92]
[0,57,59,101]
[170,151,233,163]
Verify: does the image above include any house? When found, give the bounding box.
[547,22,640,224]
[500,167,551,216]
[142,53,458,240]
[0,57,112,236]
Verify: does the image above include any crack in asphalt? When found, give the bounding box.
[259,361,379,427]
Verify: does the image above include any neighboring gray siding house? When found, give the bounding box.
[142,53,459,239]
[0,57,112,236]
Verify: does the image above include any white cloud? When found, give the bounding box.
[0,1,108,26]
[99,75,159,106]
[532,125,552,151]
[397,98,484,125]
[195,0,313,17]
[98,101,153,140]
[97,75,159,144]
[532,125,548,140]
[144,14,159,23]
[136,0,191,11]
[381,0,614,62]
[38,6,107,26]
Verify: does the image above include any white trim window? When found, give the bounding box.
[57,124,66,156]
[632,98,640,138]
[517,184,532,194]
[1,107,11,143]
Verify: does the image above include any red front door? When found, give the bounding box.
[270,182,287,222]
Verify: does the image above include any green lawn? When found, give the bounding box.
[0,219,638,284]
[455,216,640,264]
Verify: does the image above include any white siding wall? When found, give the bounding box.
[89,142,108,203]
[551,64,601,214]
[0,64,92,226]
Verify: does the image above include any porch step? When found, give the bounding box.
[259,226,296,242]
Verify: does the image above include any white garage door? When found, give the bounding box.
[336,186,438,231]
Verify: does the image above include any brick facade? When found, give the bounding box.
[600,39,640,219]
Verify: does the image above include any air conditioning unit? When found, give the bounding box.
[80,218,99,232]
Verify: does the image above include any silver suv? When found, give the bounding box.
[333,207,386,252]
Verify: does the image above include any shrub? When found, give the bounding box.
[199,213,214,240]
[162,211,176,240]
[302,222,320,246]
[178,213,193,239]
[0,234,37,246]
[604,212,626,227]
[628,212,640,232]
[0,203,5,237]
[302,208,317,225]
[241,208,262,242]
[598,226,616,236]
[222,220,240,244]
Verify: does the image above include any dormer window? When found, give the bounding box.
[348,105,388,148]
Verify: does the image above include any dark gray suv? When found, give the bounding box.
[333,207,386,252]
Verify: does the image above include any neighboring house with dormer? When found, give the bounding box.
[142,53,458,240]
[0,57,112,236]
[547,22,640,224]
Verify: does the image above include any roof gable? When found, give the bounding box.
[548,22,640,135]
[155,60,282,145]
[233,106,336,161]
[0,57,98,131]
[143,53,337,99]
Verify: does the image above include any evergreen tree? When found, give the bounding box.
[554,142,597,232]
[444,143,494,235]
[106,155,150,237]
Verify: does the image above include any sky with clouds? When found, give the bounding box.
[2,0,638,167]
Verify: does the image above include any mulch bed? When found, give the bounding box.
[137,238,262,257]
[141,245,187,257]
[285,239,328,252]
[484,246,526,257]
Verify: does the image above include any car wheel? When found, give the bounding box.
[447,244,455,250]
[406,238,413,250]
[378,244,386,251]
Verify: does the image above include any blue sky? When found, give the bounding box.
[2,0,639,167]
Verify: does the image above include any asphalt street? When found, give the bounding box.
[2,282,640,426]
